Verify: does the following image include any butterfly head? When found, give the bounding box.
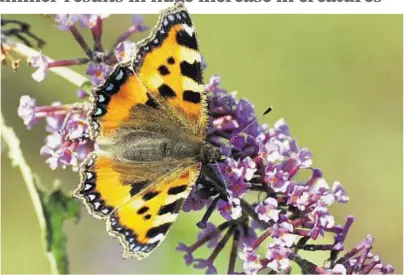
[197,143,225,164]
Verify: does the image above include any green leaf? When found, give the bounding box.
[35,176,80,274]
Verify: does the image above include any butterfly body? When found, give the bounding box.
[74,3,223,260]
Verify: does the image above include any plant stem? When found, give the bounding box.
[1,33,87,87]
[0,113,61,274]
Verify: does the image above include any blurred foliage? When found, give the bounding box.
[38,179,81,274]
[1,14,403,274]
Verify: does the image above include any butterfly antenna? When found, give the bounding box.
[230,106,273,142]
[214,162,233,200]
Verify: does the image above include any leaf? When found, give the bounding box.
[35,176,80,274]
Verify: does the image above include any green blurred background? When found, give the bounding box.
[1,14,402,274]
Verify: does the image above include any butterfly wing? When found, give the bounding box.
[74,151,190,220]
[131,2,208,138]
[76,3,209,259]
[107,163,201,259]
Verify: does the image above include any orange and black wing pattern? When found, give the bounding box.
[75,2,208,260]
[107,164,201,259]
[131,2,208,138]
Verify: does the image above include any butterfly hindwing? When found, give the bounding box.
[74,150,194,220]
[132,2,208,138]
[74,152,128,219]
[106,164,202,259]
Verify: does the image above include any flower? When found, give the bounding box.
[115,40,136,63]
[309,205,335,239]
[332,264,347,275]
[55,14,80,31]
[41,144,78,170]
[193,259,217,275]
[197,223,221,249]
[29,52,49,82]
[176,243,194,266]
[332,181,349,203]
[79,15,98,29]
[183,185,207,212]
[271,222,297,247]
[86,62,112,86]
[76,88,89,99]
[266,244,291,272]
[131,15,149,32]
[254,197,280,223]
[17,95,38,129]
[65,115,88,140]
[239,245,262,275]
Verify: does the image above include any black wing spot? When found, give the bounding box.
[143,191,159,201]
[167,57,175,65]
[137,206,149,215]
[144,214,152,220]
[158,199,184,215]
[180,61,203,84]
[176,30,198,51]
[145,92,160,109]
[158,65,170,76]
[158,84,176,98]
[183,90,201,104]
[167,185,188,195]
[146,222,171,238]
[130,181,149,196]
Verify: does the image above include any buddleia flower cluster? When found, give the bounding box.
[15,14,393,275]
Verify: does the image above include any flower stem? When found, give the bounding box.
[69,26,93,59]
[227,228,240,274]
[2,34,87,87]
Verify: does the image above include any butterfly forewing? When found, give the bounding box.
[132,3,209,138]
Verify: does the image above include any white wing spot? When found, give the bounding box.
[182,24,194,37]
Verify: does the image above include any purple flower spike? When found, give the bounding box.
[18,96,39,129]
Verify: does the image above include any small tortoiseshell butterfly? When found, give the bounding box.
[73,3,224,259]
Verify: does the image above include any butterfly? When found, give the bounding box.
[73,3,224,260]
